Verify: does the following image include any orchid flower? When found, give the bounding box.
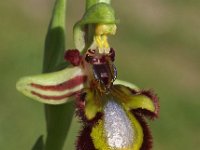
[16,1,159,150]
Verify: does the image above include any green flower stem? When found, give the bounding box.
[42,0,74,150]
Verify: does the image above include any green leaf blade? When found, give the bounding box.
[43,0,66,73]
[41,0,75,150]
[32,135,44,150]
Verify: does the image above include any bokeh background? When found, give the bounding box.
[1,0,200,149]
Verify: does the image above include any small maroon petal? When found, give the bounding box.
[64,49,82,66]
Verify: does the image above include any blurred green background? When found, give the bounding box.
[1,0,200,149]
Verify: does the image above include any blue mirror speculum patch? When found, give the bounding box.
[104,100,134,148]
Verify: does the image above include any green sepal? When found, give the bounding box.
[80,3,117,25]
[73,3,118,51]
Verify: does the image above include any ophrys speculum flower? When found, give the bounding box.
[16,1,159,150]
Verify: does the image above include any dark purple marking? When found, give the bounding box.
[31,76,87,91]
[64,49,82,66]
[109,48,115,61]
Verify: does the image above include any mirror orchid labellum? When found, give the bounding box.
[16,31,159,150]
[16,1,159,149]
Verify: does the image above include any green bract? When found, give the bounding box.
[80,3,116,24]
[73,2,117,51]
